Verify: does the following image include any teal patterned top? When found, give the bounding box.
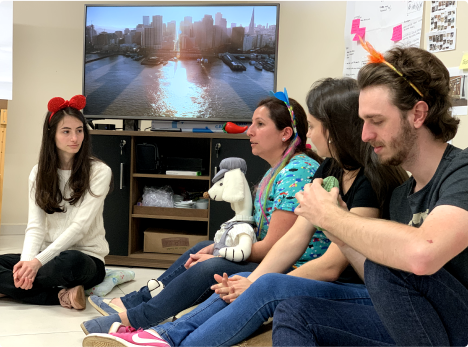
[253,154,323,267]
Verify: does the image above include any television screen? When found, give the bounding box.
[84,4,279,122]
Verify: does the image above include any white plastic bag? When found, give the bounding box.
[142,185,174,207]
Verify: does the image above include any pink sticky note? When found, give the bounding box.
[351,19,361,34]
[353,27,366,41]
[391,24,403,41]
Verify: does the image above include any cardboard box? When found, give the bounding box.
[144,228,208,254]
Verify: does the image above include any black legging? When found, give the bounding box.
[0,250,105,305]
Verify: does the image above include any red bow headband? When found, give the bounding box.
[47,95,87,122]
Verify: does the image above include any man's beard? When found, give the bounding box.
[373,118,417,166]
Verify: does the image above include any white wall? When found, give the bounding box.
[2,1,467,233]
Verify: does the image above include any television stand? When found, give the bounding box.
[90,130,269,268]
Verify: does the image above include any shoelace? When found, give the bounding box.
[111,327,140,335]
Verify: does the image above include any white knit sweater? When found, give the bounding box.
[21,160,111,266]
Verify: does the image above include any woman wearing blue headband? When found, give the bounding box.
[83,79,408,347]
[82,92,322,336]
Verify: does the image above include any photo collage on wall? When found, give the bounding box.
[448,67,468,117]
[427,1,457,53]
[428,31,456,52]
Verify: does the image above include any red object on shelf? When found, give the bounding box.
[223,122,248,134]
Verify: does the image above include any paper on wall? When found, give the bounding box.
[430,0,457,13]
[460,53,468,70]
[427,29,456,53]
[0,1,13,100]
[448,67,468,117]
[427,1,457,52]
[430,9,457,32]
[343,1,424,79]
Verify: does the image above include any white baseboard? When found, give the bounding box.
[0,224,27,235]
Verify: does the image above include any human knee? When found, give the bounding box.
[250,273,285,292]
[364,259,388,288]
[364,260,409,298]
[191,257,227,278]
[55,251,93,278]
[364,259,410,297]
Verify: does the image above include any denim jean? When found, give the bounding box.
[158,240,214,286]
[151,272,372,347]
[273,260,468,346]
[0,251,105,305]
[121,241,259,329]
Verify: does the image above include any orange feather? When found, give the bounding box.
[358,36,385,64]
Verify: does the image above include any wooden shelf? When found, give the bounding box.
[129,250,181,261]
[133,173,210,180]
[91,129,248,139]
[105,254,178,269]
[132,214,209,221]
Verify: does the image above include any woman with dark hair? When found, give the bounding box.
[82,93,322,335]
[306,78,408,218]
[0,95,111,309]
[82,78,408,347]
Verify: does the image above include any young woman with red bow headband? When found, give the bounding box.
[0,95,112,309]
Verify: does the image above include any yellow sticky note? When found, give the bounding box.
[460,52,468,70]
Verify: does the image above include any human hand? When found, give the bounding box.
[184,244,214,269]
[197,244,214,255]
[294,179,340,230]
[211,272,230,299]
[211,273,252,303]
[184,253,215,269]
[13,258,42,290]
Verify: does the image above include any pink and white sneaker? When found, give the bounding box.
[108,322,137,334]
[83,328,170,347]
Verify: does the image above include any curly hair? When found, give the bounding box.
[357,46,459,142]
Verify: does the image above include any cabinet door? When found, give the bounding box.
[209,139,269,239]
[91,135,131,256]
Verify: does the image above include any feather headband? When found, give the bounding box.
[358,36,423,97]
[47,95,87,122]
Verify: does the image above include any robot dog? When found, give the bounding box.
[205,157,256,262]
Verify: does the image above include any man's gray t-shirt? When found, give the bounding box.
[389,145,468,288]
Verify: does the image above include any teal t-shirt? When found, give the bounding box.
[253,154,323,267]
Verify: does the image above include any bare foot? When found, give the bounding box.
[110,297,126,310]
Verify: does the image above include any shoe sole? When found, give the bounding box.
[83,335,126,347]
[73,286,86,310]
[88,296,125,316]
[88,296,111,316]
[81,322,90,336]
[82,334,133,347]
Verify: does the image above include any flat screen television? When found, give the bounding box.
[83,4,279,122]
